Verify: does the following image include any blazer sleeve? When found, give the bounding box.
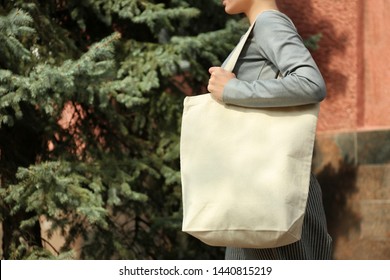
[222,11,326,108]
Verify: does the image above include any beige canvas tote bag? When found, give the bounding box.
[180,21,319,248]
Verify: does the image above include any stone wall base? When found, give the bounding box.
[314,129,390,259]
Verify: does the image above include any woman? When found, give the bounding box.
[207,0,333,260]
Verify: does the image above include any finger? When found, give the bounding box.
[207,83,213,93]
[209,66,221,75]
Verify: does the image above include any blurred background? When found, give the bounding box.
[1,0,389,260]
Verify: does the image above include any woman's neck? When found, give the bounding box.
[245,1,279,24]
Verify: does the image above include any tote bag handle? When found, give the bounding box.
[223,22,256,72]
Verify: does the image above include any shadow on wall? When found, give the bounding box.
[316,158,360,260]
[278,0,349,100]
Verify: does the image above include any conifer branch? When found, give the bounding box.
[1,0,242,260]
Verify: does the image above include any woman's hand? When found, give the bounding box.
[207,67,236,102]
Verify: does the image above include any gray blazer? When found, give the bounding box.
[222,10,326,108]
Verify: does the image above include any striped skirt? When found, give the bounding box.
[225,174,333,260]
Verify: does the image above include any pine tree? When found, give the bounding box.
[0,0,246,259]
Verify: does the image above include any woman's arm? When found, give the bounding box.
[222,11,326,108]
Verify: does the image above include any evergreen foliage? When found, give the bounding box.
[0,0,245,259]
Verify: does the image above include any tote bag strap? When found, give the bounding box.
[223,21,256,72]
